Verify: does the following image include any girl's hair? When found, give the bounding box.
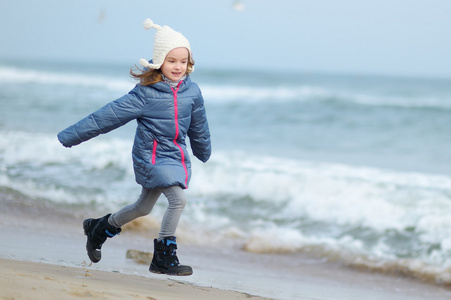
[130,54,195,86]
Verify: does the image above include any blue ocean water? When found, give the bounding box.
[1,59,451,284]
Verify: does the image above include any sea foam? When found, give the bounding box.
[2,65,450,110]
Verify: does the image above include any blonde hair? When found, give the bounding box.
[130,54,195,86]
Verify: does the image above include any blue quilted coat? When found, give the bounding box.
[57,76,211,189]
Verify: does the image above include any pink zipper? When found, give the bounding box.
[152,139,158,165]
[171,82,189,187]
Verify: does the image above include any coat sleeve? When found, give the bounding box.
[188,90,211,163]
[57,86,145,147]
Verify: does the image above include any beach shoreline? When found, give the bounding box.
[1,190,451,300]
[0,258,268,300]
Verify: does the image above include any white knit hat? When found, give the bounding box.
[139,18,192,70]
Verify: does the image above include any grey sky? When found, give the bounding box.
[1,0,450,78]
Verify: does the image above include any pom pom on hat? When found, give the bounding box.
[143,18,153,30]
[143,18,161,30]
[139,18,192,70]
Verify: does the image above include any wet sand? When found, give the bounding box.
[0,258,267,300]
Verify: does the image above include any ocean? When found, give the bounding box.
[1,59,451,285]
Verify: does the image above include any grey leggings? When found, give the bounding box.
[108,186,187,240]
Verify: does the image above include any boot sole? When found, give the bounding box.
[83,219,101,263]
[149,264,193,276]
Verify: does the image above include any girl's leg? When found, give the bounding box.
[150,186,192,275]
[158,185,187,240]
[109,187,161,228]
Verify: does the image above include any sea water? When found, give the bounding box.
[1,59,451,284]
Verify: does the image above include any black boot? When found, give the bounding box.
[149,236,193,276]
[83,213,121,263]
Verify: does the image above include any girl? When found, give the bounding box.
[57,18,211,276]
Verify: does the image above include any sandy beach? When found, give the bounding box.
[1,190,451,300]
[0,258,266,300]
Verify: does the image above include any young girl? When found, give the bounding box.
[57,18,211,276]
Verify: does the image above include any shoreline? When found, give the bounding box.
[0,258,266,300]
[1,190,451,299]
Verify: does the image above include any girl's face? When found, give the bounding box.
[161,47,189,82]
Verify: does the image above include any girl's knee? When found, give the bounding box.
[135,205,153,216]
[176,195,187,208]
[168,194,186,210]
[163,186,187,209]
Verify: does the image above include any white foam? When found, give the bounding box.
[191,152,451,229]
[187,151,451,266]
[0,66,134,93]
[0,130,136,206]
[2,64,450,110]
[0,130,132,171]
[200,84,327,103]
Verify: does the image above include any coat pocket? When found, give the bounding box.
[152,139,158,165]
